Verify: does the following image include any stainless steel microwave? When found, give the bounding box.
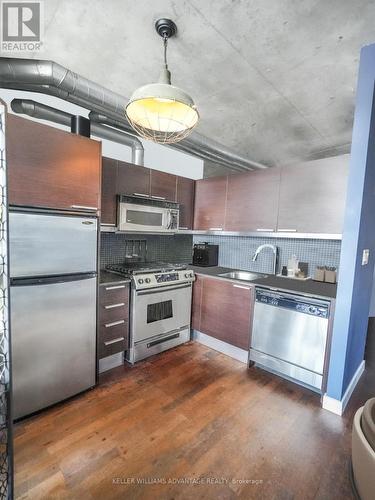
[118,198,179,232]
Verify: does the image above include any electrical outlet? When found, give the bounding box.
[362,249,370,266]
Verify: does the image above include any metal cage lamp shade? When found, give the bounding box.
[125,19,199,144]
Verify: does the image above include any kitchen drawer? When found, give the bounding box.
[99,319,129,344]
[98,336,127,359]
[99,283,129,306]
[99,301,129,325]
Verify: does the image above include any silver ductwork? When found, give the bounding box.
[88,112,248,173]
[0,57,268,172]
[11,99,144,165]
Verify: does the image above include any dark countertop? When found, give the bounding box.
[190,265,337,300]
[99,270,131,286]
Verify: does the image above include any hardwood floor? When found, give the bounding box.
[14,340,374,499]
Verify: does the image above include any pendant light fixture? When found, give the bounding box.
[125,18,199,144]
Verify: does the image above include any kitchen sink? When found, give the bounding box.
[218,271,265,282]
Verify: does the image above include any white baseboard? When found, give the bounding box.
[193,330,248,364]
[99,351,124,373]
[322,360,365,415]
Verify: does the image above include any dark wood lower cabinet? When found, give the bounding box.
[191,275,203,330]
[98,282,130,359]
[195,275,253,350]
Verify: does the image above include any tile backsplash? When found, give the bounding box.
[101,232,341,278]
[193,235,341,277]
[100,233,193,268]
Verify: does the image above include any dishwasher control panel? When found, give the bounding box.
[255,289,329,318]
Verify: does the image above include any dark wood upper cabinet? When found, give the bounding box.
[176,176,195,229]
[7,114,101,213]
[200,277,252,350]
[225,168,281,232]
[117,160,151,197]
[150,170,177,201]
[101,157,118,225]
[277,156,349,234]
[191,274,203,331]
[193,176,228,230]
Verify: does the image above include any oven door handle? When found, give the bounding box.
[135,283,192,296]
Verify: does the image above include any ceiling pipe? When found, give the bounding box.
[88,112,248,174]
[10,99,144,165]
[0,57,268,172]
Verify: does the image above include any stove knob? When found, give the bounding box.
[185,273,190,278]
[138,278,144,284]
[145,278,151,283]
[189,273,194,278]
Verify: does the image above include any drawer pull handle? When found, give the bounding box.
[71,205,98,211]
[233,284,251,290]
[105,285,126,291]
[278,229,297,232]
[179,227,189,230]
[133,193,150,198]
[104,320,125,328]
[256,228,274,232]
[209,227,223,231]
[104,336,125,346]
[104,302,125,309]
[151,195,166,200]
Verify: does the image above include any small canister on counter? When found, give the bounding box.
[325,267,337,284]
[314,266,325,282]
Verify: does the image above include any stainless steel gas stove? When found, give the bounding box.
[106,261,195,363]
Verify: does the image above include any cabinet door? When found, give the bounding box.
[193,176,227,230]
[191,274,203,330]
[177,176,195,229]
[150,170,177,201]
[117,160,151,197]
[225,169,280,232]
[200,277,252,350]
[7,115,101,212]
[277,156,349,234]
[101,157,118,225]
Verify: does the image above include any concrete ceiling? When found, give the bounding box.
[22,0,375,168]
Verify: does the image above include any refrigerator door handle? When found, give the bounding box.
[10,272,97,287]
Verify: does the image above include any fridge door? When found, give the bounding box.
[11,275,97,419]
[9,211,97,278]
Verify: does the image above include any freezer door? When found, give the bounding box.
[9,211,97,278]
[11,276,97,419]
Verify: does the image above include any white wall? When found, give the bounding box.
[0,89,204,180]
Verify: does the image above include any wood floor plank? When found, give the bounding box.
[14,341,373,499]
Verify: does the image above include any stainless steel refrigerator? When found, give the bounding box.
[9,210,98,419]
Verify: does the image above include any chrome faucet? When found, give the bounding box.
[252,244,279,275]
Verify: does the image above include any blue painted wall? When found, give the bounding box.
[327,44,375,400]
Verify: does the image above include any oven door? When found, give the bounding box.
[118,203,171,232]
[132,283,192,343]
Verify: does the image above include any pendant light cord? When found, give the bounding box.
[163,35,168,69]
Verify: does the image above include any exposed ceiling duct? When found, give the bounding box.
[88,112,248,173]
[10,98,144,165]
[0,57,268,172]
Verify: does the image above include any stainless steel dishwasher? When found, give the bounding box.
[249,287,331,392]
